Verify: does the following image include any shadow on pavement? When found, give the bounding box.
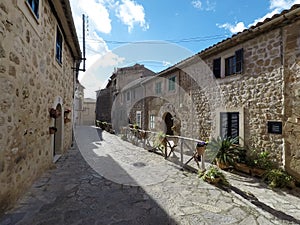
[229,185,300,224]
[0,128,178,225]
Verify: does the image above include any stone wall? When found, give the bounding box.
[96,88,112,122]
[175,28,284,165]
[137,27,287,168]
[82,99,96,125]
[282,19,300,179]
[0,1,76,212]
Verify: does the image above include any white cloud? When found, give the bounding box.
[192,0,202,9]
[75,0,112,34]
[163,61,172,67]
[269,0,299,9]
[218,0,300,34]
[115,0,149,33]
[205,0,216,11]
[192,0,216,11]
[217,22,247,34]
[96,51,125,67]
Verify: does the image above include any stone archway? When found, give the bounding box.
[158,103,181,136]
[164,112,174,135]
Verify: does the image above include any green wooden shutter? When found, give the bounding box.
[235,48,243,73]
[213,58,221,78]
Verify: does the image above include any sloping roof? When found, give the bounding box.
[158,4,300,75]
[121,76,154,91]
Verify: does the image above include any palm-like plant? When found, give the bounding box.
[206,136,244,168]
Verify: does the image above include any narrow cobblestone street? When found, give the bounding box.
[1,126,300,225]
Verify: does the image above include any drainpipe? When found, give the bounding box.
[140,78,146,130]
[280,26,286,169]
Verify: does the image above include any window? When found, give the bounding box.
[220,112,239,140]
[56,27,63,64]
[136,111,141,128]
[225,55,236,76]
[213,48,243,78]
[126,91,130,101]
[168,76,176,91]
[213,58,221,78]
[27,0,39,18]
[155,82,162,94]
[149,115,155,129]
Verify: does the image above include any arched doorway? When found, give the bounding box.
[164,112,174,135]
[53,104,63,158]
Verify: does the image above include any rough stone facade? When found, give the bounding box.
[96,64,155,123]
[96,88,113,123]
[81,98,96,125]
[0,0,81,213]
[117,5,300,180]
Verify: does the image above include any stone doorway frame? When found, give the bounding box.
[51,96,64,162]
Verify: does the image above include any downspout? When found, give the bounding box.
[140,79,146,130]
[280,26,286,169]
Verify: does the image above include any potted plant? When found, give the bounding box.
[206,136,242,169]
[196,141,207,156]
[49,108,61,118]
[64,118,71,123]
[199,166,229,185]
[154,131,167,155]
[263,168,296,188]
[247,150,273,177]
[49,126,57,134]
[64,109,71,114]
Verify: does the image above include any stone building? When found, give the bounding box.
[117,5,300,180]
[0,0,81,212]
[80,98,96,126]
[96,64,155,123]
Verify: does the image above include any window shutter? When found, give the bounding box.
[235,48,243,73]
[213,58,221,78]
[230,112,239,140]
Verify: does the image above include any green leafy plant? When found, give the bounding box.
[154,131,167,151]
[247,150,273,170]
[263,168,295,188]
[206,136,244,168]
[199,166,229,185]
[120,134,127,141]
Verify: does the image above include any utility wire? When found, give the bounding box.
[78,34,227,45]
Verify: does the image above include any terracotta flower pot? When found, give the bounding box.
[234,163,251,174]
[49,108,61,118]
[49,127,57,134]
[196,146,205,155]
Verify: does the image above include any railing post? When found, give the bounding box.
[180,139,184,169]
[201,152,205,171]
[143,131,146,148]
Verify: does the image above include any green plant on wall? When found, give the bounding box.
[263,168,296,188]
[247,150,274,170]
[206,136,244,168]
[154,131,167,153]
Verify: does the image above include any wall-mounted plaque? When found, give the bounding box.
[267,121,282,134]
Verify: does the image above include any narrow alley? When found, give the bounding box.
[1,126,300,225]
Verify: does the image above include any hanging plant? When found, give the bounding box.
[64,118,71,123]
[64,109,71,114]
[49,108,61,118]
[49,127,57,134]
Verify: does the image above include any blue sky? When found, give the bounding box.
[70,0,300,98]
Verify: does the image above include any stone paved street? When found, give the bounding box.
[1,126,300,225]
